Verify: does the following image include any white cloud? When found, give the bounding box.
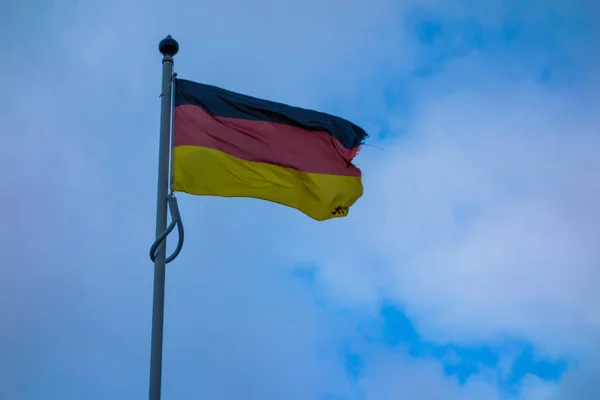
[550,358,600,400]
[357,349,503,400]
[320,77,600,357]
[2,1,599,399]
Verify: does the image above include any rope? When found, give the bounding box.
[159,73,178,98]
[149,192,184,264]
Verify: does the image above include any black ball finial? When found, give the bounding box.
[159,35,179,57]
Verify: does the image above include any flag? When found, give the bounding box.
[171,78,367,221]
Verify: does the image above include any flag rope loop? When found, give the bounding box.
[149,192,185,264]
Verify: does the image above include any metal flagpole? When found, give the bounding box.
[150,34,179,400]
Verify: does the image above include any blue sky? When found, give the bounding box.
[2,0,599,399]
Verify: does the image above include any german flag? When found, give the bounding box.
[172,79,367,221]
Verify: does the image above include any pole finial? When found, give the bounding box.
[159,35,179,57]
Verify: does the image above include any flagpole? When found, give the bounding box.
[149,34,179,400]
